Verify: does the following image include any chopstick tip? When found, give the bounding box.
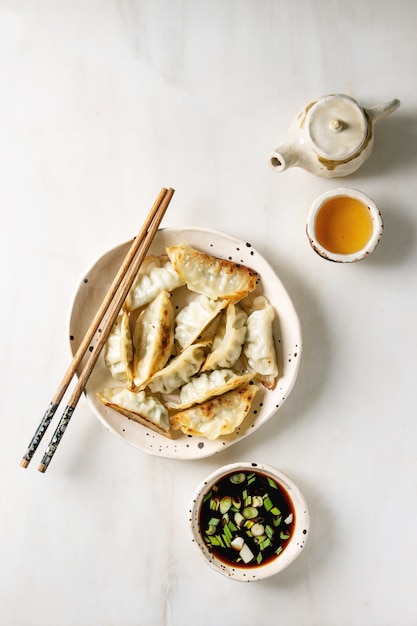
[20,458,30,469]
[38,463,47,473]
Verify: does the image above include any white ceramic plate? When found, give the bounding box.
[69,227,302,459]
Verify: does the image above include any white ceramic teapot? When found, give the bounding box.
[268,94,400,178]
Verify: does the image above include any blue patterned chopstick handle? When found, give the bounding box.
[21,402,59,467]
[38,406,75,472]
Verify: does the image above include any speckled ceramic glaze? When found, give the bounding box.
[68,227,302,460]
[189,462,310,581]
[306,187,384,262]
[269,94,400,178]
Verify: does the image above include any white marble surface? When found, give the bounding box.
[1,1,417,625]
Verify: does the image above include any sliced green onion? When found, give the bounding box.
[223,524,233,542]
[208,517,220,526]
[254,534,267,545]
[242,506,258,520]
[230,472,246,484]
[220,496,232,514]
[210,497,220,511]
[243,519,254,529]
[267,477,278,489]
[232,496,241,509]
[243,491,252,507]
[230,536,245,551]
[251,522,265,537]
[252,495,263,508]
[260,537,272,551]
[207,535,220,546]
[234,512,245,528]
[201,470,294,567]
[265,524,274,539]
[239,543,255,564]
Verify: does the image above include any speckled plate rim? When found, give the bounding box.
[68,227,302,460]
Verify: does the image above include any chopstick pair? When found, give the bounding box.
[20,187,175,473]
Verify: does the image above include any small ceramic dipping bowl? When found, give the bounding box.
[306,187,384,262]
[188,462,309,581]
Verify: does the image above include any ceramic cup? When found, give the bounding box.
[306,187,384,262]
[188,462,309,581]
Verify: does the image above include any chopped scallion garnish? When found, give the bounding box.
[208,517,220,526]
[207,535,220,546]
[203,491,212,503]
[260,538,272,551]
[265,525,274,539]
[200,470,295,569]
[223,524,233,542]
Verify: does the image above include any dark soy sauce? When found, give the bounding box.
[199,470,295,568]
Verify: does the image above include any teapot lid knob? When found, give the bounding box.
[329,119,344,132]
[306,94,367,161]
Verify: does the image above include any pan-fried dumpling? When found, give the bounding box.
[243,295,278,390]
[97,387,171,437]
[132,290,174,389]
[174,294,227,349]
[166,369,255,410]
[125,254,184,311]
[146,340,210,395]
[202,303,247,371]
[103,309,133,383]
[166,243,259,301]
[170,384,258,440]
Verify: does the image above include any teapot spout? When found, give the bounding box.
[268,142,299,172]
[366,98,400,123]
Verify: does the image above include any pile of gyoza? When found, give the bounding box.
[97,243,279,440]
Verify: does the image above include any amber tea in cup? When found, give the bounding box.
[306,188,383,262]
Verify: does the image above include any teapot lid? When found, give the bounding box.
[306,94,368,161]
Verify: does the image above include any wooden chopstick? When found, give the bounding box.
[20,187,174,471]
[36,187,174,472]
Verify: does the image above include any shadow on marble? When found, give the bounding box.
[364,202,416,268]
[355,112,417,179]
